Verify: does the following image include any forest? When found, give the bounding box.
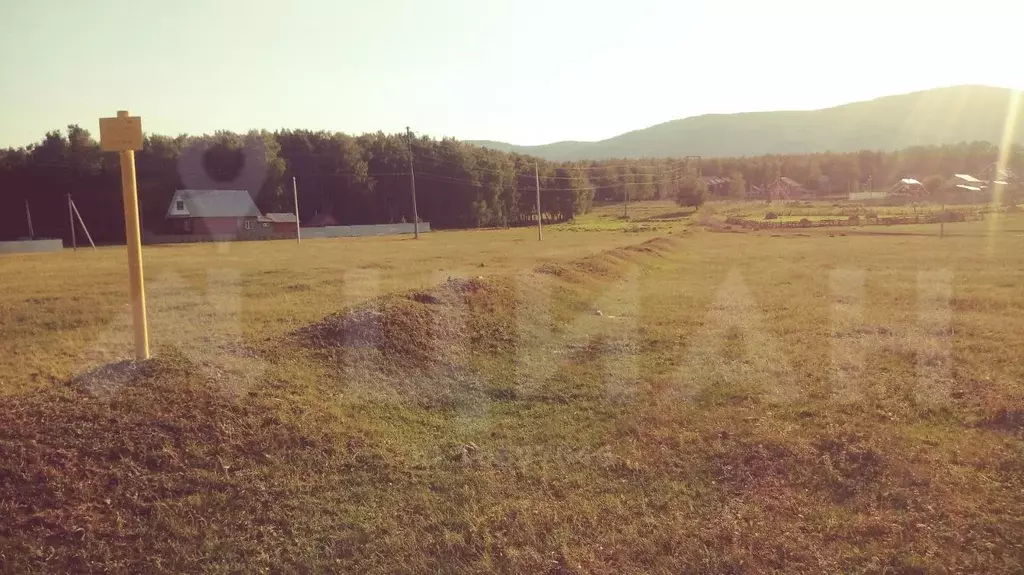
[0,125,1021,244]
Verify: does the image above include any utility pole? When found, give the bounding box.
[25,199,34,240]
[405,126,420,239]
[535,162,543,241]
[685,156,703,179]
[940,200,946,239]
[68,193,77,251]
[684,154,702,203]
[292,176,301,244]
[624,174,629,219]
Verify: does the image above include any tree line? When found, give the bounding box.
[699,141,1023,198]
[0,125,1020,244]
[0,127,616,243]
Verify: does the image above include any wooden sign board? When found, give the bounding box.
[99,115,143,151]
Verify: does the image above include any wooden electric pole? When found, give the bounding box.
[535,163,543,241]
[406,126,420,239]
[624,174,630,218]
[940,200,945,239]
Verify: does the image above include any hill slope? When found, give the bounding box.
[471,85,1024,160]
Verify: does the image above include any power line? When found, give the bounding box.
[410,154,692,181]
[405,126,420,239]
[414,170,695,193]
[1,155,697,192]
[5,142,704,195]
[410,150,691,176]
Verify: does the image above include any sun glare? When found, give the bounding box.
[988,89,1021,255]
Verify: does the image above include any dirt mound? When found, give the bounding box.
[535,249,642,282]
[0,353,364,572]
[299,236,679,372]
[572,255,621,277]
[621,236,679,255]
[67,358,157,395]
[297,276,518,370]
[535,262,575,279]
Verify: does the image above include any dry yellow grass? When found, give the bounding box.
[2,204,1024,573]
[0,225,665,395]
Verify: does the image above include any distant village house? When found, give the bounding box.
[702,176,732,197]
[260,212,298,234]
[162,189,294,241]
[891,178,925,195]
[304,211,340,227]
[953,174,985,192]
[766,177,808,201]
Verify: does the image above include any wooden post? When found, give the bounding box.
[535,163,543,241]
[120,144,150,359]
[68,193,77,251]
[292,176,301,244]
[99,109,150,360]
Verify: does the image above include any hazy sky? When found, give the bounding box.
[1,0,1021,148]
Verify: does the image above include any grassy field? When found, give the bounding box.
[752,214,848,223]
[2,203,1024,572]
[553,200,695,233]
[713,199,1017,222]
[0,224,666,395]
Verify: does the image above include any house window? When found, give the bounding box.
[183,219,191,232]
[176,200,185,211]
[244,220,253,230]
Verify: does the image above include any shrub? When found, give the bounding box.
[799,218,812,226]
[765,212,779,220]
[848,215,860,225]
[676,179,708,210]
[924,175,946,194]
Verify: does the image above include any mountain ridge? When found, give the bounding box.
[469,85,1024,160]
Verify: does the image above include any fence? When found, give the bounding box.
[849,191,890,201]
[143,230,296,245]
[725,212,981,231]
[0,239,65,254]
[299,223,430,239]
[143,223,431,244]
